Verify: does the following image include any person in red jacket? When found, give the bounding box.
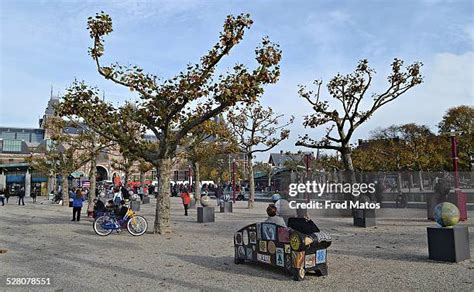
[180,191,191,216]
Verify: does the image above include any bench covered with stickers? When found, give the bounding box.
[233,217,331,281]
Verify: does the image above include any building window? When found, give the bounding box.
[2,140,22,152]
[31,133,44,143]
[1,132,15,139]
[17,133,30,142]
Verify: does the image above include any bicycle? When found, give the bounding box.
[93,207,148,236]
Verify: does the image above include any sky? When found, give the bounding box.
[1,0,473,161]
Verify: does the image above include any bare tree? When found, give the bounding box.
[296,59,423,183]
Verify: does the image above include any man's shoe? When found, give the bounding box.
[71,219,75,221]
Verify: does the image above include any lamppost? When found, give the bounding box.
[232,159,236,203]
[450,131,467,221]
[188,165,192,192]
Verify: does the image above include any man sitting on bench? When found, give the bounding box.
[265,204,286,227]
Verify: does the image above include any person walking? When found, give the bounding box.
[215,185,223,206]
[30,188,37,203]
[0,189,5,206]
[5,187,10,204]
[113,187,123,206]
[180,190,191,216]
[71,189,85,222]
[18,187,25,206]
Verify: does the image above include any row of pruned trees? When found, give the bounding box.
[44,11,428,234]
[352,106,474,173]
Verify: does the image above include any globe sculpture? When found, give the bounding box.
[433,202,460,227]
[200,195,211,207]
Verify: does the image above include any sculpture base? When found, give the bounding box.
[353,209,376,227]
[197,207,215,223]
[220,202,233,213]
[427,226,470,262]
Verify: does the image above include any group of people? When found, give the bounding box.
[97,183,151,203]
[69,187,131,222]
[0,186,27,206]
[264,194,292,227]
[265,193,321,236]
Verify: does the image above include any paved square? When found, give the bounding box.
[1,198,473,291]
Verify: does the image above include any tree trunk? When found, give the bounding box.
[194,162,201,201]
[47,174,54,196]
[408,173,414,192]
[154,158,172,234]
[418,170,424,191]
[61,172,69,206]
[124,171,129,188]
[139,171,145,189]
[88,157,97,204]
[247,153,255,209]
[340,147,356,184]
[397,172,403,193]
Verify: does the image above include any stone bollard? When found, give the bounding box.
[353,208,376,227]
[427,226,470,262]
[220,202,233,213]
[197,206,215,223]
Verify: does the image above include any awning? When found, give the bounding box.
[70,171,86,178]
[6,175,25,183]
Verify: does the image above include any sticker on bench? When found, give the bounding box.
[249,231,257,244]
[292,251,305,268]
[262,223,276,241]
[267,241,276,254]
[259,240,267,252]
[278,227,290,243]
[238,246,246,259]
[246,247,253,260]
[257,253,271,264]
[235,232,243,245]
[316,249,327,264]
[305,254,316,268]
[276,248,284,267]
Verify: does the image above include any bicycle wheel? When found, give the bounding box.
[93,215,113,236]
[127,215,148,236]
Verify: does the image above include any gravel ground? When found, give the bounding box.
[0,197,473,291]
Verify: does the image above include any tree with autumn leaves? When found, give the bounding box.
[28,116,113,205]
[227,102,293,208]
[184,118,236,201]
[57,12,282,234]
[352,124,447,191]
[438,105,474,171]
